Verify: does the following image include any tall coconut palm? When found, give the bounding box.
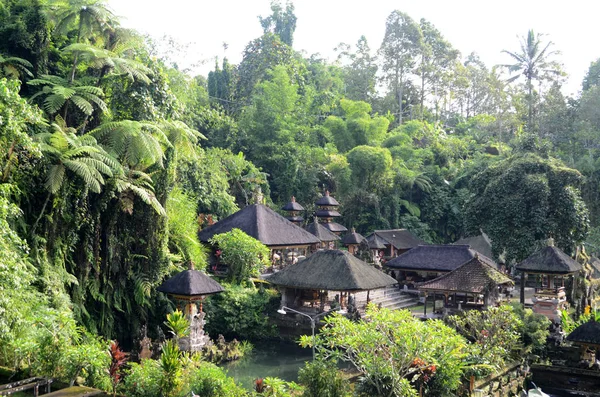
[501,30,562,131]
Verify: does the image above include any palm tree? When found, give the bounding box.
[28,74,107,119]
[31,116,119,234]
[502,30,562,131]
[0,54,33,80]
[50,0,117,82]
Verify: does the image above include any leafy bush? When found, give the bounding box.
[210,228,270,283]
[204,284,280,340]
[188,361,247,397]
[121,359,163,397]
[509,302,550,353]
[121,356,246,397]
[302,305,468,397]
[298,359,349,397]
[446,305,522,377]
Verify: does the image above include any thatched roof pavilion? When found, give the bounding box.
[314,191,347,235]
[567,320,600,347]
[515,242,582,319]
[367,233,387,250]
[268,250,396,291]
[342,228,366,254]
[198,204,319,248]
[157,269,224,352]
[566,320,600,361]
[386,244,494,273]
[454,233,494,260]
[516,245,582,275]
[367,229,426,257]
[158,269,225,298]
[419,255,512,295]
[267,250,396,312]
[418,255,512,314]
[305,218,340,249]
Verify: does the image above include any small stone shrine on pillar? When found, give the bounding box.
[157,265,224,352]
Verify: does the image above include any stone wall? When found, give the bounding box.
[469,361,527,397]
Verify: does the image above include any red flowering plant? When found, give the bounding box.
[109,341,127,397]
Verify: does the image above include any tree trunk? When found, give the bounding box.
[31,192,51,237]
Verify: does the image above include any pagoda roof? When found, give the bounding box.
[158,269,225,297]
[198,204,320,247]
[321,222,348,233]
[282,196,304,212]
[454,233,494,260]
[372,229,426,250]
[266,250,396,291]
[315,209,341,218]
[386,244,497,272]
[418,255,513,294]
[515,245,582,275]
[305,219,340,242]
[342,228,367,245]
[315,190,339,206]
[366,233,387,249]
[566,320,600,346]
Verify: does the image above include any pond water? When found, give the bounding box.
[220,340,312,390]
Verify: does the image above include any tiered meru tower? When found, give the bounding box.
[315,191,347,235]
[281,196,304,225]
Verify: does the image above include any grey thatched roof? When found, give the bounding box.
[282,196,304,212]
[322,222,348,233]
[567,320,600,346]
[266,250,397,291]
[286,215,304,223]
[198,204,320,246]
[316,209,341,217]
[515,246,582,275]
[455,233,494,259]
[305,219,340,242]
[386,244,497,272]
[366,233,387,249]
[343,228,366,245]
[418,256,513,294]
[158,269,225,297]
[373,229,426,250]
[315,191,339,206]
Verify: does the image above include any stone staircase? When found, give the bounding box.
[354,286,419,312]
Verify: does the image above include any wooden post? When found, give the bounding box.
[520,271,526,304]
[423,292,428,316]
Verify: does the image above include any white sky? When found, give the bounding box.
[109,0,598,97]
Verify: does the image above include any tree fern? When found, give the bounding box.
[28,75,107,117]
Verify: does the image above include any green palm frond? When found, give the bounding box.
[0,54,34,79]
[46,164,66,194]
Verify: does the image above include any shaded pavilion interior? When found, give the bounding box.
[566,320,600,363]
[266,249,396,314]
[516,243,582,321]
[417,255,513,316]
[198,204,320,271]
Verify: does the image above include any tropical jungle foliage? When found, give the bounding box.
[1,0,600,394]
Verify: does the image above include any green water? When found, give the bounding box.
[220,340,312,390]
